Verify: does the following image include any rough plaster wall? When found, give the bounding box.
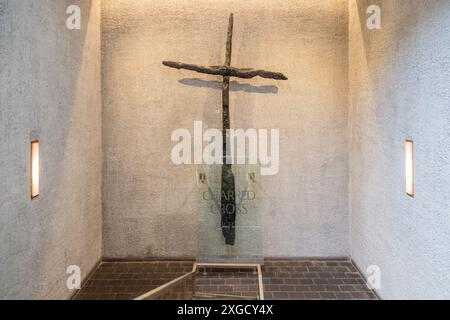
[0,0,102,299]
[349,0,450,299]
[102,0,349,259]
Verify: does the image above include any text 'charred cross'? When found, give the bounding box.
[163,14,288,246]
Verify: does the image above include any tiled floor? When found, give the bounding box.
[195,267,260,299]
[73,261,193,300]
[262,260,378,300]
[73,260,378,300]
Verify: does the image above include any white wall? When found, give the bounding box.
[0,0,102,299]
[101,0,350,259]
[349,0,450,299]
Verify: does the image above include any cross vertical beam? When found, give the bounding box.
[222,13,233,162]
[221,14,236,246]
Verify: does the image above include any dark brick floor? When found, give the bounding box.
[73,261,193,300]
[195,267,259,299]
[73,260,377,300]
[262,260,378,300]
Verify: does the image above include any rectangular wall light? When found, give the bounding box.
[405,139,414,198]
[31,140,40,199]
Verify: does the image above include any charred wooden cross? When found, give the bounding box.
[163,14,288,246]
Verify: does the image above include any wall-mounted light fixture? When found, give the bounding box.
[405,139,414,198]
[31,140,40,199]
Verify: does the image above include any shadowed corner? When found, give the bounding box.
[178,78,279,94]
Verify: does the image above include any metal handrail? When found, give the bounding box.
[134,263,264,300]
[134,265,197,300]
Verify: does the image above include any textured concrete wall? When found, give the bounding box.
[0,0,102,299]
[349,0,450,299]
[102,0,349,259]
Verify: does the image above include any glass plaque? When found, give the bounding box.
[196,163,262,263]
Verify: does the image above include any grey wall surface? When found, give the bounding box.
[2,0,450,300]
[102,0,350,259]
[349,0,450,299]
[0,0,102,299]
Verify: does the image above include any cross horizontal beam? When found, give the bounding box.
[163,61,288,81]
